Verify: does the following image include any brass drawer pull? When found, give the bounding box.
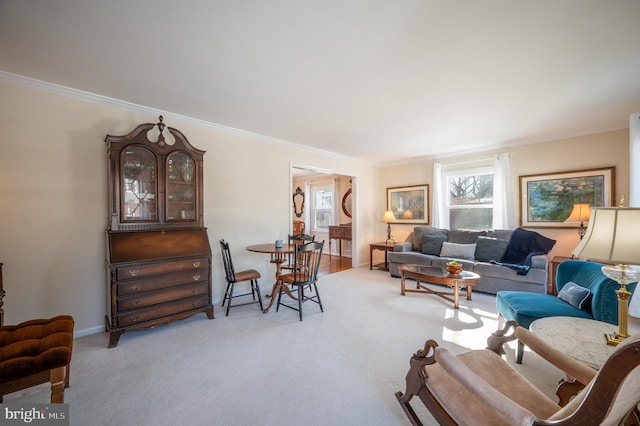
[129,285,139,292]
[192,261,200,268]
[192,274,200,281]
[128,269,138,277]
[129,300,140,307]
[192,288,201,294]
[129,315,140,322]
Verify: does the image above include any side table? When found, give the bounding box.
[530,316,618,406]
[549,255,572,295]
[369,241,394,270]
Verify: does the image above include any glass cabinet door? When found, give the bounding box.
[166,152,196,221]
[121,146,157,221]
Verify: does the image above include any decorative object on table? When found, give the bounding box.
[572,207,640,345]
[386,184,430,224]
[275,240,283,248]
[382,210,396,243]
[292,186,305,218]
[446,260,463,275]
[519,167,614,228]
[564,203,591,240]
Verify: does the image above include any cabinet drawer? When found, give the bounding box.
[116,257,209,280]
[117,295,209,327]
[329,227,351,239]
[118,282,208,311]
[117,269,208,295]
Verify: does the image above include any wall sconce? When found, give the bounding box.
[382,210,396,243]
[565,203,591,240]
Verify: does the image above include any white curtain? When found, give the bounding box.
[432,163,447,228]
[304,181,311,229]
[332,178,340,225]
[630,112,640,207]
[493,153,515,229]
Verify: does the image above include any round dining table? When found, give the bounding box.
[246,243,296,313]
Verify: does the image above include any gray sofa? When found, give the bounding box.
[388,226,554,295]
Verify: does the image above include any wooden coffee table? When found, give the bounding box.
[399,264,480,309]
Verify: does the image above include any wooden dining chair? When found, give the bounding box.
[219,239,263,316]
[281,233,315,273]
[277,241,324,321]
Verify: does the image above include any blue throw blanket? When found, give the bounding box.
[491,228,556,275]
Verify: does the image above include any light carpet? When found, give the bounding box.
[5,267,564,425]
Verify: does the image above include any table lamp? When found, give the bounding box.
[382,210,396,243]
[564,203,591,240]
[572,207,640,345]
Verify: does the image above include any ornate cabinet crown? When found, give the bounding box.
[106,116,205,231]
[105,116,214,348]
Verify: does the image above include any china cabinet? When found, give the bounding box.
[105,116,214,347]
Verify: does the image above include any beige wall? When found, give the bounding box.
[378,129,630,262]
[0,80,380,334]
[0,77,631,334]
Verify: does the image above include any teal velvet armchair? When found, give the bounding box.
[496,260,637,363]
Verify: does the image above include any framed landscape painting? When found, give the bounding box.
[519,167,615,228]
[387,184,429,224]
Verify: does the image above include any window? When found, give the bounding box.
[445,167,494,230]
[311,182,333,231]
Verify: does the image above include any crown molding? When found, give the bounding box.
[0,70,363,163]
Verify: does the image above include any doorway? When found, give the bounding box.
[291,165,355,274]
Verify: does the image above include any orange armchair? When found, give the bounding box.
[0,263,74,403]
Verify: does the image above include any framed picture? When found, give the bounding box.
[387,184,430,224]
[519,167,615,228]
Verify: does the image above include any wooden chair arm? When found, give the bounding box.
[514,326,597,385]
[434,346,538,425]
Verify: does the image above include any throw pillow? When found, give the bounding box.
[448,229,487,244]
[557,281,592,311]
[422,235,448,255]
[412,226,448,251]
[474,236,509,262]
[439,242,477,260]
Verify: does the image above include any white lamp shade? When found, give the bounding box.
[572,208,640,265]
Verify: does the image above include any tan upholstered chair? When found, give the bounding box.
[396,322,640,426]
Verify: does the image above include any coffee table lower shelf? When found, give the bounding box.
[399,264,480,309]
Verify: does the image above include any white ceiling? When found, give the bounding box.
[1,1,639,165]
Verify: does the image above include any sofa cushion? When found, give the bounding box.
[496,291,592,329]
[412,226,448,251]
[557,281,592,311]
[448,230,486,244]
[474,236,509,262]
[501,228,556,264]
[422,235,448,255]
[440,242,476,260]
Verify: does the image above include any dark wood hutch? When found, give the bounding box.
[105,116,214,347]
